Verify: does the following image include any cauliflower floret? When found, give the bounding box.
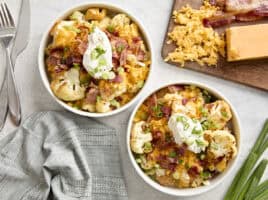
[206,100,232,130]
[50,68,85,101]
[162,93,200,118]
[99,72,127,100]
[98,17,111,30]
[85,8,107,21]
[111,14,130,29]
[70,11,84,21]
[205,130,237,159]
[50,21,78,48]
[96,99,111,113]
[82,104,96,112]
[131,121,153,154]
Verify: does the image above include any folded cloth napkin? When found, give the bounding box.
[0,111,128,200]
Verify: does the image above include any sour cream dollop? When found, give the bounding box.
[168,114,208,153]
[83,27,115,79]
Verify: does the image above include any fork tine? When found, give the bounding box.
[0,3,8,26]
[3,2,14,27]
[0,3,6,27]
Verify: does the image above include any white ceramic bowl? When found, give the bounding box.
[38,3,153,118]
[127,81,241,196]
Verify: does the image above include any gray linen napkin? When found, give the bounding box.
[0,111,128,200]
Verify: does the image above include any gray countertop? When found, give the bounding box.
[2,0,268,199]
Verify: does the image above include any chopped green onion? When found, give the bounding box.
[96,96,101,102]
[107,25,115,33]
[110,99,120,108]
[169,151,177,158]
[201,171,211,179]
[73,63,80,69]
[143,142,152,153]
[224,119,268,200]
[116,44,125,53]
[192,127,202,135]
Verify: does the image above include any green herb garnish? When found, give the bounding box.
[201,171,211,179]
[169,151,177,158]
[152,104,163,118]
[192,127,202,135]
[116,44,125,53]
[107,25,115,33]
[177,116,190,130]
[143,142,153,153]
[91,46,106,60]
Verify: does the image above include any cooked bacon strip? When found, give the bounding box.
[204,0,268,27]
[203,13,235,27]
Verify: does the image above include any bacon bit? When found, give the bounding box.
[175,144,187,156]
[167,85,184,93]
[119,49,128,66]
[157,155,177,171]
[112,57,120,68]
[66,55,82,66]
[46,50,63,66]
[137,50,146,61]
[54,64,69,73]
[111,74,123,83]
[133,36,142,43]
[182,98,188,106]
[161,106,171,118]
[85,88,99,104]
[188,166,200,177]
[76,39,88,55]
[152,131,163,143]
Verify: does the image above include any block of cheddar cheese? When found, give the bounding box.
[226,24,268,62]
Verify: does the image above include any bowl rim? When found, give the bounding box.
[126,80,241,196]
[38,2,154,118]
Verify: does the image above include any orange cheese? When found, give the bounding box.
[226,24,268,62]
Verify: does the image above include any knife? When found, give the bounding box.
[0,41,7,131]
[0,0,30,129]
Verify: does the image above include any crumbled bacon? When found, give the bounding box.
[84,88,99,104]
[152,130,163,142]
[157,155,177,171]
[161,105,171,118]
[111,74,123,83]
[188,166,200,177]
[119,49,128,66]
[182,98,188,106]
[66,55,82,66]
[167,85,184,93]
[175,144,187,156]
[54,64,68,73]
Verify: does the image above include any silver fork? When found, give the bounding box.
[0,2,21,129]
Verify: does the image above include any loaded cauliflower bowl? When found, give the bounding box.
[39,3,152,117]
[127,82,240,196]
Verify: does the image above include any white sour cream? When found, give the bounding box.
[83,27,115,79]
[168,114,208,153]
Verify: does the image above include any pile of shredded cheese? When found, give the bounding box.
[165,1,225,66]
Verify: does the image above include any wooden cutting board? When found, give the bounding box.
[162,0,268,91]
